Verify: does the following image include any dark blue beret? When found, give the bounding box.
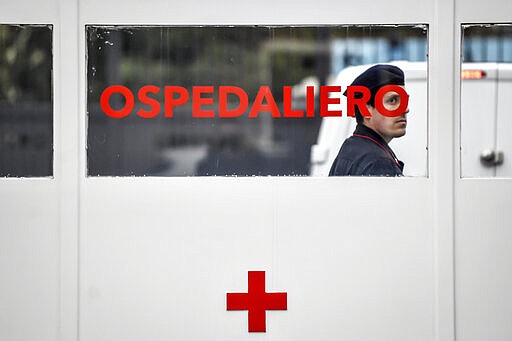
[343,64,405,104]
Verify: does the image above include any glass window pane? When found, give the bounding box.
[87,25,427,176]
[461,24,512,177]
[0,24,53,177]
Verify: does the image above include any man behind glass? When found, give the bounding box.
[329,64,409,176]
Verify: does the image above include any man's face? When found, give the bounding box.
[364,85,409,143]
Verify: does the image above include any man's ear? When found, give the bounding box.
[364,104,374,122]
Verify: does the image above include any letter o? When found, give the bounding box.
[100,85,135,118]
[374,85,409,117]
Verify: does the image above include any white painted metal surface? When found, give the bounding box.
[0,1,62,341]
[0,0,510,341]
[455,2,512,341]
[0,180,59,341]
[77,0,441,340]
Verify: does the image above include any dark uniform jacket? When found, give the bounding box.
[329,124,404,176]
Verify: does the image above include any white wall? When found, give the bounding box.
[0,0,510,340]
[455,2,512,341]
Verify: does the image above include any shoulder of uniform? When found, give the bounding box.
[362,157,400,176]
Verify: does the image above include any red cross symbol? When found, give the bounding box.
[226,271,287,332]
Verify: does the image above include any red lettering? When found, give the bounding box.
[282,86,303,118]
[320,86,342,117]
[100,85,134,119]
[219,86,248,118]
[164,86,189,118]
[374,85,409,117]
[346,85,371,117]
[306,86,315,118]
[248,86,281,118]
[192,86,215,118]
[98,84,395,120]
[137,85,160,118]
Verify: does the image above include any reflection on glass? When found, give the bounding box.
[461,24,512,177]
[87,25,427,176]
[0,25,53,177]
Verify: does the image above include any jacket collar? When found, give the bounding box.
[353,124,403,170]
[353,123,390,148]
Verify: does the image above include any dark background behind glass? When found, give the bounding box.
[87,26,427,176]
[463,25,512,63]
[0,25,53,177]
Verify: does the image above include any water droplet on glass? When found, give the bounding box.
[94,133,107,144]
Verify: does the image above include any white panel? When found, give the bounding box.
[0,2,64,341]
[455,2,512,341]
[81,179,277,341]
[0,181,59,341]
[79,0,432,24]
[456,180,512,341]
[428,1,457,340]
[0,0,57,22]
[55,1,80,341]
[77,0,452,341]
[81,178,434,341]
[274,179,433,341]
[456,0,512,22]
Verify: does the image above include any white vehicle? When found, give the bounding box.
[460,63,512,177]
[310,62,512,177]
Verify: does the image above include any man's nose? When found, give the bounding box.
[402,93,410,115]
[402,104,410,116]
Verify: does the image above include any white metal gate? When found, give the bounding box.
[1,0,511,340]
